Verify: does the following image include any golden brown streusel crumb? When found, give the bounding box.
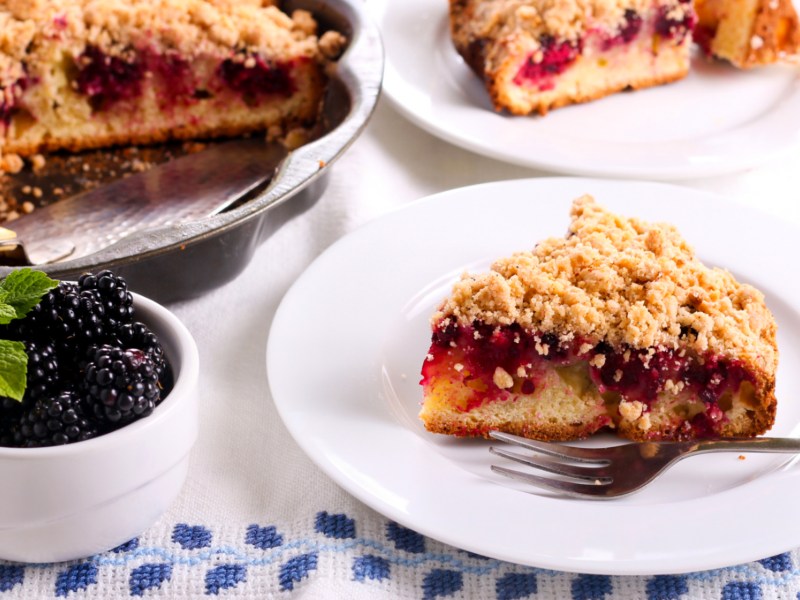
[435,196,777,375]
[30,154,46,171]
[319,30,348,60]
[282,127,311,150]
[0,153,23,174]
[0,0,322,71]
[455,0,648,47]
[290,9,317,36]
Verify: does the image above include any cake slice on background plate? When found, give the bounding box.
[693,0,800,67]
[448,0,696,115]
[420,196,778,442]
[0,0,346,171]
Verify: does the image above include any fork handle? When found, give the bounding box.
[694,437,800,454]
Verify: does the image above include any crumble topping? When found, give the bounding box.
[318,30,348,60]
[0,0,327,87]
[618,399,644,421]
[493,366,514,389]
[449,0,656,77]
[455,0,649,44]
[435,196,777,372]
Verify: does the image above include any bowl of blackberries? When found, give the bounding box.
[0,268,199,562]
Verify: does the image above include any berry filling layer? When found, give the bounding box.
[0,78,28,129]
[421,320,757,439]
[655,1,697,42]
[512,4,695,90]
[602,9,644,50]
[73,46,298,113]
[0,92,13,128]
[218,54,297,103]
[76,45,145,111]
[513,36,582,89]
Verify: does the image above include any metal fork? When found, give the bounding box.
[489,431,800,499]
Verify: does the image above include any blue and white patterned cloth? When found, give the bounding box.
[2,515,800,598]
[5,97,800,599]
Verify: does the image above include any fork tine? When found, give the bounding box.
[489,446,612,482]
[491,465,621,499]
[488,431,610,462]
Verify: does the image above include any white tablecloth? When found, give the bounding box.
[3,98,800,599]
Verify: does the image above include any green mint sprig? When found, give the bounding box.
[0,269,58,401]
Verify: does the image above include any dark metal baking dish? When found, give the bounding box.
[0,0,383,303]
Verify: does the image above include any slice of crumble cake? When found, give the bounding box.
[693,0,800,67]
[420,196,778,441]
[0,0,345,168]
[449,0,695,115]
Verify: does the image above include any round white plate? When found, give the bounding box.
[368,0,800,180]
[268,178,800,575]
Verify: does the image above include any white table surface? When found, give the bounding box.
[173,93,800,519]
[6,98,800,599]
[161,97,800,597]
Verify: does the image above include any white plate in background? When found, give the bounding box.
[370,0,800,180]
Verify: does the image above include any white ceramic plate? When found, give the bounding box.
[268,178,800,575]
[368,0,800,179]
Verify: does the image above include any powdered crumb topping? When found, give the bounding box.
[435,196,777,373]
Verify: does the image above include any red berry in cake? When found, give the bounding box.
[602,9,644,50]
[0,77,26,128]
[655,5,697,42]
[0,98,12,128]
[75,46,145,111]
[513,36,582,89]
[218,53,295,101]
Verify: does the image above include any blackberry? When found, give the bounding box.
[4,281,81,342]
[83,345,161,425]
[78,270,134,331]
[7,281,114,368]
[24,340,61,401]
[115,321,169,381]
[0,270,170,447]
[0,340,59,446]
[0,397,23,446]
[14,389,98,447]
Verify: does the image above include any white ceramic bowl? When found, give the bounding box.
[0,293,199,563]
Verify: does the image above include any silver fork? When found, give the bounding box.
[489,431,800,499]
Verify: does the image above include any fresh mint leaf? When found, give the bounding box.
[0,304,15,324]
[0,268,58,324]
[0,339,27,402]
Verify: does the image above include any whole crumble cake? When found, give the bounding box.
[0,0,346,170]
[449,0,695,115]
[420,196,778,441]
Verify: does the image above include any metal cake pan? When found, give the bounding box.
[0,0,383,303]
